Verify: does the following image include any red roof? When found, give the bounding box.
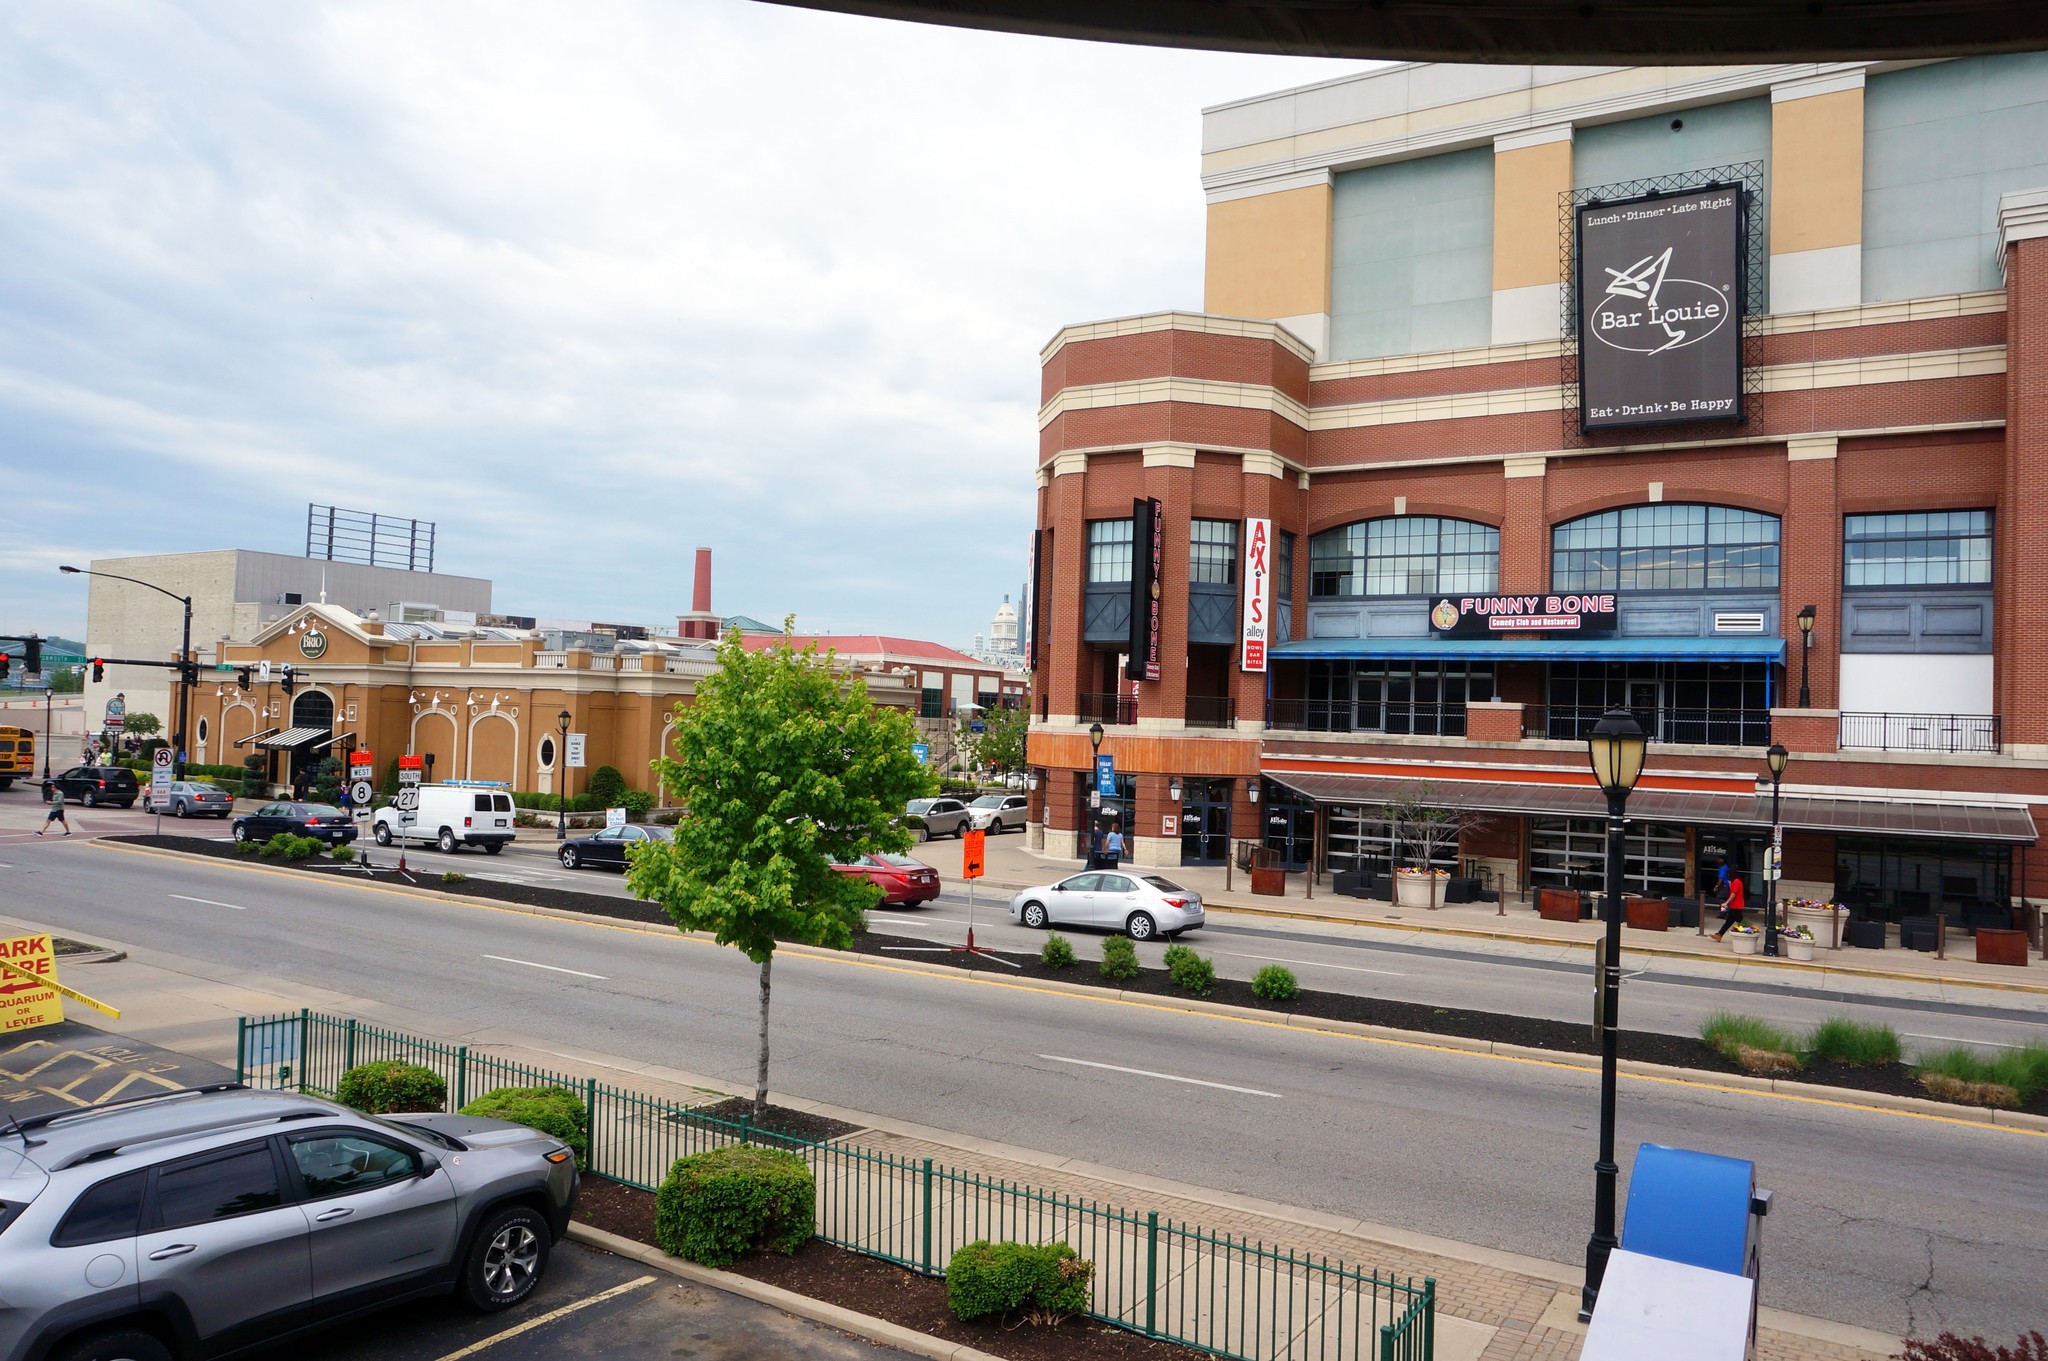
[737,634,993,669]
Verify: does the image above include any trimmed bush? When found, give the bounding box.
[655,1145,815,1267]
[946,1240,1094,1325]
[236,840,260,856]
[1097,936,1138,981]
[260,833,324,861]
[460,1085,588,1162]
[1915,1041,2048,1104]
[240,754,268,799]
[1162,943,1215,995]
[585,764,627,809]
[1250,964,1300,1002]
[1040,933,1075,969]
[442,871,467,884]
[338,1061,446,1114]
[331,844,356,863]
[619,788,656,818]
[1806,1017,1901,1067]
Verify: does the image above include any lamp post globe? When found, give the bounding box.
[1088,721,1104,754]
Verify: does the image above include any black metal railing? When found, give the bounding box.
[1077,692,1138,725]
[1184,695,1236,729]
[1541,704,1770,747]
[1839,712,2000,754]
[1265,697,1469,737]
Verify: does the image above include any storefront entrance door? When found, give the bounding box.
[1180,779,1232,866]
[1260,785,1314,871]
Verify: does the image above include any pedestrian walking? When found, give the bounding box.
[1102,820,1125,870]
[38,784,71,837]
[1085,823,1105,871]
[1709,863,1747,939]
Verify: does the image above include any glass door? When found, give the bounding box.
[1179,779,1232,866]
[1260,783,1314,871]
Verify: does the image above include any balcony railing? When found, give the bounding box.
[1540,704,1770,747]
[1839,711,2000,754]
[1077,692,1137,725]
[1184,695,1236,730]
[1264,697,1468,737]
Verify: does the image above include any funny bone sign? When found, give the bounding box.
[1429,593,1618,637]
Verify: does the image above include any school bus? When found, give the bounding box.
[0,726,34,790]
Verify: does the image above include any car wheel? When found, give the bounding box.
[561,846,579,869]
[1126,911,1158,941]
[173,802,188,818]
[82,790,98,807]
[955,821,968,839]
[50,1327,173,1361]
[438,828,457,853]
[484,842,503,855]
[374,823,392,846]
[233,824,250,843]
[1021,901,1049,929]
[459,1204,550,1312]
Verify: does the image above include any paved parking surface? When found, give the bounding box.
[274,1241,916,1361]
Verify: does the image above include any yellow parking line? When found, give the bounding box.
[431,1273,658,1361]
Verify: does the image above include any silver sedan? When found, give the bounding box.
[1008,870,1204,941]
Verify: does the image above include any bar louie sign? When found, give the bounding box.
[1430,593,1618,637]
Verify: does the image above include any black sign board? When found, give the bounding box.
[1125,497,1163,682]
[1578,185,1745,431]
[1429,593,1619,638]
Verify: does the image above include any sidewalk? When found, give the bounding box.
[13,939,1901,1361]
[962,834,2048,999]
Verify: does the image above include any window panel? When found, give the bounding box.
[1552,505,1780,592]
[1308,517,1499,598]
[1843,510,1992,587]
[1276,532,1295,603]
[1190,519,1238,585]
[156,1145,283,1229]
[1087,519,1133,585]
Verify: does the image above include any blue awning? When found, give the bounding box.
[1269,636,1786,663]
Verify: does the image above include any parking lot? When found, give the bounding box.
[278,1240,918,1361]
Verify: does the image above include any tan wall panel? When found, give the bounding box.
[1205,185,1331,321]
[1771,88,1864,254]
[1492,140,1572,292]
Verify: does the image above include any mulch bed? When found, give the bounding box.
[123,834,2047,1116]
[574,1175,1204,1361]
[665,1098,863,1148]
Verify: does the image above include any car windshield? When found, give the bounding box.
[369,1114,463,1150]
[1142,877,1187,893]
[905,799,938,814]
[301,804,344,817]
[969,795,1006,809]
[877,854,925,869]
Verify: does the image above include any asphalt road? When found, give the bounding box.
[4,831,2045,1342]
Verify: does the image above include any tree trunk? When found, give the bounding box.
[754,954,773,1118]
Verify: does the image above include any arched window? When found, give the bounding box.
[291,690,335,732]
[1551,504,1779,593]
[1309,517,1499,598]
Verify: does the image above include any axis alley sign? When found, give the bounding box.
[1240,516,1272,673]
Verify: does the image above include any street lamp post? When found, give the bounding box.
[556,709,572,841]
[59,565,194,781]
[1796,604,1817,709]
[1580,706,1648,1321]
[1764,743,1789,958]
[42,684,53,779]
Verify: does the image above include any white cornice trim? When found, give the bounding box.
[1039,378,1312,432]
[1205,168,1332,205]
[1041,311,1316,366]
[1494,124,1573,153]
[1037,442,1308,476]
[1771,69,1867,102]
[1997,188,2048,277]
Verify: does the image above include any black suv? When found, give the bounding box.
[46,767,140,809]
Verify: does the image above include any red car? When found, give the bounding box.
[833,852,941,907]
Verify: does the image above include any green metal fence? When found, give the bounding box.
[238,1010,1433,1361]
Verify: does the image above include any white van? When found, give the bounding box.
[373,783,517,854]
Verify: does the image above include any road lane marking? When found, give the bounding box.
[431,1273,657,1361]
[170,894,245,911]
[1218,948,1405,977]
[1038,1053,1283,1098]
[483,954,607,980]
[1905,1032,2025,1049]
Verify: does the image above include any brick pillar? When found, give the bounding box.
[2002,235,2048,751]
[1498,458,1548,592]
[1783,438,1842,711]
[1138,448,1195,731]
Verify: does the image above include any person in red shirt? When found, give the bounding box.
[1709,863,1748,940]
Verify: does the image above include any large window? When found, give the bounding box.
[1190,519,1238,585]
[1087,519,1133,585]
[1276,531,1295,603]
[1295,661,1494,736]
[1310,517,1499,598]
[1844,511,1991,588]
[1551,504,1779,592]
[1530,818,1689,896]
[1546,660,1770,746]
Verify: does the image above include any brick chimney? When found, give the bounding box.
[678,546,722,640]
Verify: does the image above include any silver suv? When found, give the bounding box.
[0,1084,579,1361]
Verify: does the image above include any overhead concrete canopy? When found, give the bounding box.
[762,1,2045,65]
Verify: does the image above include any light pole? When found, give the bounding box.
[42,684,53,779]
[556,709,572,841]
[1087,721,1105,841]
[1764,742,1789,958]
[1580,706,1648,1321]
[1796,604,1817,709]
[59,565,194,781]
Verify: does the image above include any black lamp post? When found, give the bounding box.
[1796,605,1817,709]
[1764,743,1789,957]
[60,565,194,780]
[1580,706,1648,1321]
[556,709,573,841]
[42,684,53,779]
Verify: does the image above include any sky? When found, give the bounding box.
[0,1,1360,652]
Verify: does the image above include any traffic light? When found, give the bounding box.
[280,663,295,696]
[90,658,104,683]
[236,666,252,691]
[23,638,40,673]
[0,654,10,681]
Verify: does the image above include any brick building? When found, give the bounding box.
[1025,55,2048,923]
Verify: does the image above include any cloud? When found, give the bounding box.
[0,0,1358,644]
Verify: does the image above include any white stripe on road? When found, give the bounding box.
[431,1273,657,1361]
[1219,949,1405,977]
[1038,1054,1283,1098]
[1904,1032,2026,1049]
[170,894,245,911]
[482,954,607,980]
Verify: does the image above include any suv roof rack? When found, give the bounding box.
[6,1082,252,1139]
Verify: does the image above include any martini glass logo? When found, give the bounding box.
[1592,245,1728,355]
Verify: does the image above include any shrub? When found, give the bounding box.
[442,871,467,885]
[382,757,402,798]
[284,834,322,861]
[1251,964,1300,1002]
[586,764,627,809]
[460,1085,589,1162]
[1040,933,1075,969]
[331,844,356,863]
[1900,1330,2048,1361]
[338,1061,446,1114]
[258,832,300,859]
[619,788,656,818]
[1806,1017,1901,1067]
[1098,936,1139,981]
[235,840,260,856]
[241,754,268,799]
[655,1145,815,1267]
[1701,1012,1799,1062]
[1162,943,1215,995]
[309,755,345,807]
[946,1240,1094,1325]
[1915,1041,2048,1105]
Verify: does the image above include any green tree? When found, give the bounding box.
[956,702,1027,781]
[627,623,933,1116]
[121,712,163,738]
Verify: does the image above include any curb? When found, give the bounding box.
[566,1223,1004,1361]
[55,948,126,965]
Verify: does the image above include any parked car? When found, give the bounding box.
[45,766,139,809]
[142,780,234,819]
[966,793,1028,834]
[0,1083,578,1361]
[906,797,972,839]
[832,852,941,907]
[373,784,516,854]
[232,801,357,846]
[558,823,673,870]
[1008,871,1205,940]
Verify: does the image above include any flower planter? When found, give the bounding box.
[1976,927,2030,967]
[1624,897,1669,931]
[1249,865,1288,897]
[1537,888,1585,922]
[1786,905,1847,949]
[1784,937,1816,961]
[1729,933,1760,955]
[1393,871,1447,910]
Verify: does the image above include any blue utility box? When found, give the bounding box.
[1617,1143,1772,1355]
